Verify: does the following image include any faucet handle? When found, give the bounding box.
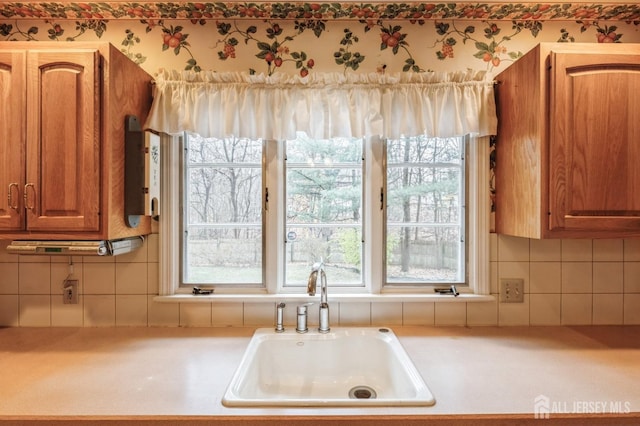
[296,303,311,333]
[275,302,285,333]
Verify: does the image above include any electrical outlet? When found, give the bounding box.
[63,280,79,304]
[500,278,524,303]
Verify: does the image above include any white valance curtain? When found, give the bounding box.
[145,70,497,140]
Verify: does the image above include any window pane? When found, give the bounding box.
[386,136,465,284]
[185,227,262,284]
[386,226,462,282]
[285,134,363,287]
[183,134,262,285]
[285,226,362,286]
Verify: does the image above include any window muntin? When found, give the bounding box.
[182,134,263,285]
[284,134,364,287]
[385,136,466,284]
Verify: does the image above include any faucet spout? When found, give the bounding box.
[307,261,330,333]
[306,270,318,296]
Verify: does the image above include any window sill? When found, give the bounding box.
[153,293,495,304]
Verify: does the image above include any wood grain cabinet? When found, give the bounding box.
[495,42,640,239]
[0,42,152,240]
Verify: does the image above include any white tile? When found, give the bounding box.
[18,263,51,294]
[489,233,498,262]
[147,262,159,295]
[561,294,592,325]
[623,262,640,293]
[529,262,561,293]
[51,262,84,295]
[490,261,498,294]
[624,239,640,261]
[19,295,51,326]
[434,303,466,326]
[83,255,115,264]
[529,294,561,325]
[0,263,19,294]
[147,233,160,263]
[561,240,592,262]
[116,239,148,263]
[243,302,273,326]
[498,296,530,326]
[402,302,434,326]
[371,302,403,326]
[338,302,371,326]
[593,262,623,293]
[623,294,640,324]
[179,303,211,327]
[561,262,592,293]
[0,295,19,326]
[116,295,148,326]
[84,295,116,327]
[498,261,529,293]
[115,262,148,294]
[18,254,50,263]
[148,296,179,326]
[466,299,498,325]
[593,239,623,262]
[83,263,116,295]
[530,239,561,262]
[51,295,84,327]
[212,303,244,327]
[593,294,623,325]
[498,235,529,262]
[0,240,19,263]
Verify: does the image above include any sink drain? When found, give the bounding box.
[348,385,377,399]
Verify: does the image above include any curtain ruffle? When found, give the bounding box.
[145,70,497,140]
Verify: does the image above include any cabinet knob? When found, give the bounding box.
[23,183,36,213]
[7,183,19,211]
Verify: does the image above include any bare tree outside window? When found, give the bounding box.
[183,134,263,284]
[386,136,465,283]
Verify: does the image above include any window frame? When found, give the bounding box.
[157,133,490,299]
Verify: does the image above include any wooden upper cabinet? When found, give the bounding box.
[496,43,640,238]
[0,42,153,240]
[0,50,26,231]
[25,50,100,232]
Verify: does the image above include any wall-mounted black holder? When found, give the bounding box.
[124,115,146,228]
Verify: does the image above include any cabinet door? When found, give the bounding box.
[0,50,26,231]
[549,51,640,233]
[25,50,100,232]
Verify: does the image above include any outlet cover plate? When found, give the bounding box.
[64,280,79,304]
[500,278,524,303]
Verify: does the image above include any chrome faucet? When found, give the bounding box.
[307,261,330,333]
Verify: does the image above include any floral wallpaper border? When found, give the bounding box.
[2,2,640,22]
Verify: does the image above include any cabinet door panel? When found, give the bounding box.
[0,50,26,231]
[550,52,640,232]
[25,50,100,232]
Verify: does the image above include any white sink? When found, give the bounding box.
[222,327,435,407]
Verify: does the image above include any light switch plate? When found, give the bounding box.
[500,278,524,303]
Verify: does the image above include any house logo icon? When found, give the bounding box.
[534,394,550,419]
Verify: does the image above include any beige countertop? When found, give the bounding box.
[1,326,640,425]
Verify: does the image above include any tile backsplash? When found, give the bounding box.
[1,233,639,327]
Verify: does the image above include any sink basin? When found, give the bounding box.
[222,327,435,407]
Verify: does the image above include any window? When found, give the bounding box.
[284,134,363,288]
[385,135,466,285]
[160,132,489,297]
[182,135,263,286]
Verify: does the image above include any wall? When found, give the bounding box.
[2,1,640,327]
[2,234,640,326]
